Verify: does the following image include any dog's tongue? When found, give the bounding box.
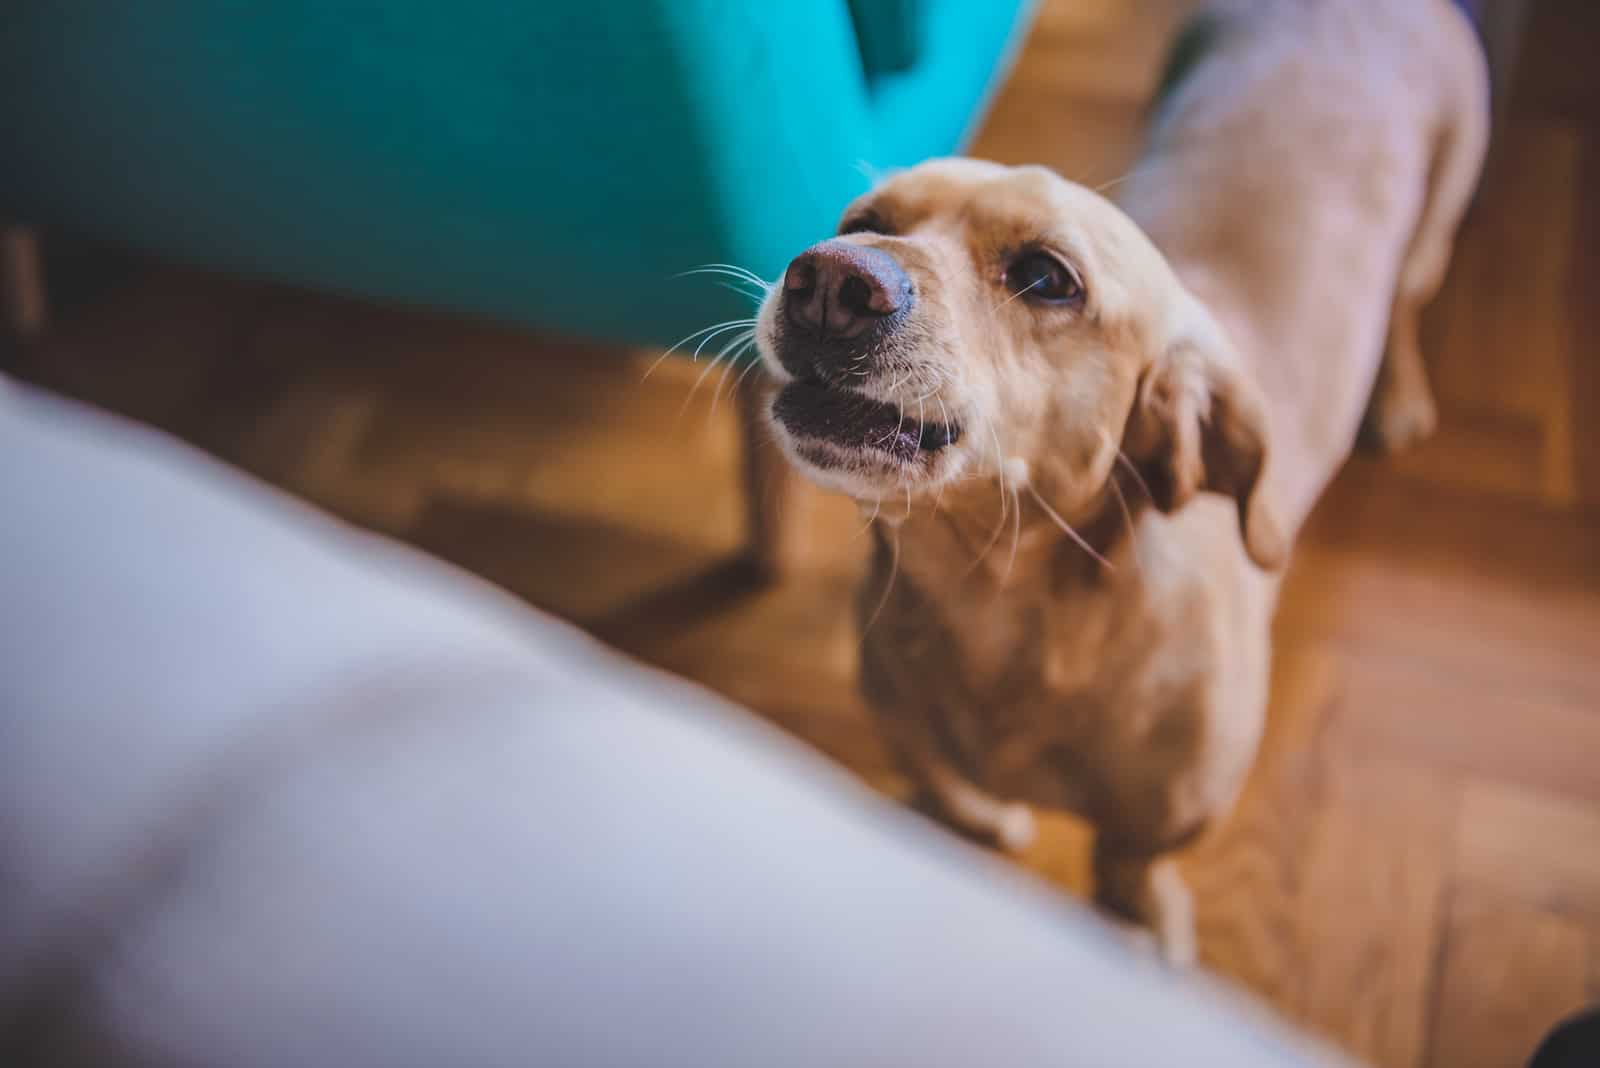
[774,380,957,461]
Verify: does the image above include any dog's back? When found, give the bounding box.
[1120,0,1488,526]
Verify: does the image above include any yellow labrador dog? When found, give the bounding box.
[752,0,1486,961]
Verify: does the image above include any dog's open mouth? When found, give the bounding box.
[772,379,962,464]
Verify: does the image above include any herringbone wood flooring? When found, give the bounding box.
[11,2,1600,1064]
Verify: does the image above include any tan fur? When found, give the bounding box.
[755,0,1486,961]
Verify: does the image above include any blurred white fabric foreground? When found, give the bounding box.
[0,377,1352,1066]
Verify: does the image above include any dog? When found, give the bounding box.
[750,0,1487,962]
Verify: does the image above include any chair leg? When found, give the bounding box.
[1475,0,1533,195]
[737,370,808,580]
[2,225,48,343]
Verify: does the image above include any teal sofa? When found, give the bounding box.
[1,1,1035,349]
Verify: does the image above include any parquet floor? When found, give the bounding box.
[10,2,1599,1065]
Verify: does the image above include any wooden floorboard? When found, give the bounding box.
[11,1,1599,1064]
[1427,890,1591,1068]
[1290,756,1455,1068]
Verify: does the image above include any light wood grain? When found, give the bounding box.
[1292,757,1455,1068]
[13,1,1600,1065]
[1456,782,1600,917]
[1187,646,1341,1009]
[1427,891,1590,1068]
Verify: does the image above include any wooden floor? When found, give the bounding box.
[10,2,1600,1065]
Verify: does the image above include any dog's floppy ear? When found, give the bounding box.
[1121,314,1287,570]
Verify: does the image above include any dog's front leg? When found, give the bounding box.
[1093,844,1196,967]
[875,708,1036,854]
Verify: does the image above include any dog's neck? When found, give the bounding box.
[877,463,1153,602]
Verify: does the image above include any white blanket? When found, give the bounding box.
[0,378,1348,1066]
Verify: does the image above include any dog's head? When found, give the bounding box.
[755,158,1283,569]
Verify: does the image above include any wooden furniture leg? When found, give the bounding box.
[1471,0,1533,193]
[2,226,48,343]
[737,371,808,580]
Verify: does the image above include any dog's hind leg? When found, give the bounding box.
[1365,28,1490,453]
[1367,281,1442,452]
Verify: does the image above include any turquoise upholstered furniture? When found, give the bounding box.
[1,1,1035,350]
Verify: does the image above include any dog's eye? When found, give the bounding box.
[1003,250,1084,306]
[839,213,889,236]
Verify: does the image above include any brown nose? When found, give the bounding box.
[782,240,912,341]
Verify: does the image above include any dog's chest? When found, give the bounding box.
[864,565,1132,802]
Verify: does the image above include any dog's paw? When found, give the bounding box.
[993,803,1037,854]
[1364,381,1438,454]
[1106,913,1196,967]
[1111,920,1160,958]
[1157,920,1198,968]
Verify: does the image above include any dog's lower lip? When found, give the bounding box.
[772,379,961,463]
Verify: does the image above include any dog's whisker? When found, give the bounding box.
[675,263,774,289]
[705,360,740,427]
[853,158,885,186]
[1115,448,1154,504]
[990,275,1046,315]
[966,395,1012,562]
[1026,482,1115,570]
[1093,174,1131,195]
[676,270,773,304]
[860,522,901,641]
[966,506,1008,577]
[709,279,769,305]
[933,395,954,509]
[709,336,760,419]
[1098,428,1155,505]
[679,329,754,419]
[1107,475,1143,576]
[690,321,757,363]
[676,262,766,279]
[716,328,758,366]
[890,391,909,445]
[1004,481,1022,585]
[962,519,1003,579]
[723,348,765,412]
[643,318,757,381]
[1090,163,1156,197]
[857,495,883,537]
[678,265,773,305]
[986,415,1009,524]
[680,354,731,420]
[956,412,1011,579]
[677,265,767,282]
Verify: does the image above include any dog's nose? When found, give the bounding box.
[782,240,912,341]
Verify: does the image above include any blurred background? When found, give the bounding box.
[3,2,1597,1066]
